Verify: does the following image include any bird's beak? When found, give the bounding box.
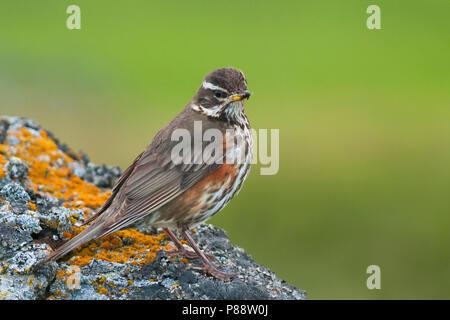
[231,90,251,101]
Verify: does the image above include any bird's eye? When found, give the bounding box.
[214,90,226,98]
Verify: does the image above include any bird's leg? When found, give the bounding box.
[162,228,216,261]
[181,228,237,281]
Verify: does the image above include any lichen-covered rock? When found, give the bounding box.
[4,157,29,181]
[1,182,31,214]
[0,116,306,300]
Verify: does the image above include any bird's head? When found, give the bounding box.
[191,68,251,124]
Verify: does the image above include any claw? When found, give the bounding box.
[164,227,237,281]
[187,263,237,281]
[163,248,216,262]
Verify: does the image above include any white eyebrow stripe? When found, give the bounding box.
[202,81,229,93]
[191,103,222,117]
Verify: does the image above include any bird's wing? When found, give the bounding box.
[82,151,145,225]
[97,119,226,234]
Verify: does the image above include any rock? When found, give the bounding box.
[0,120,9,144]
[0,116,306,300]
[68,162,86,179]
[1,182,31,214]
[83,163,122,188]
[4,157,29,180]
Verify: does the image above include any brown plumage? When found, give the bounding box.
[40,67,253,280]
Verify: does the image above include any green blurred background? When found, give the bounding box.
[1,0,449,299]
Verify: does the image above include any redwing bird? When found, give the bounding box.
[40,67,253,280]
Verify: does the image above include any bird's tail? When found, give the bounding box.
[39,223,104,265]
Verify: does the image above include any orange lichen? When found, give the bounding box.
[54,290,62,296]
[28,202,37,211]
[0,144,8,178]
[97,286,108,295]
[0,124,176,270]
[56,270,66,280]
[2,128,111,208]
[69,230,173,268]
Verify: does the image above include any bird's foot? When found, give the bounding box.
[163,248,216,262]
[188,262,237,281]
